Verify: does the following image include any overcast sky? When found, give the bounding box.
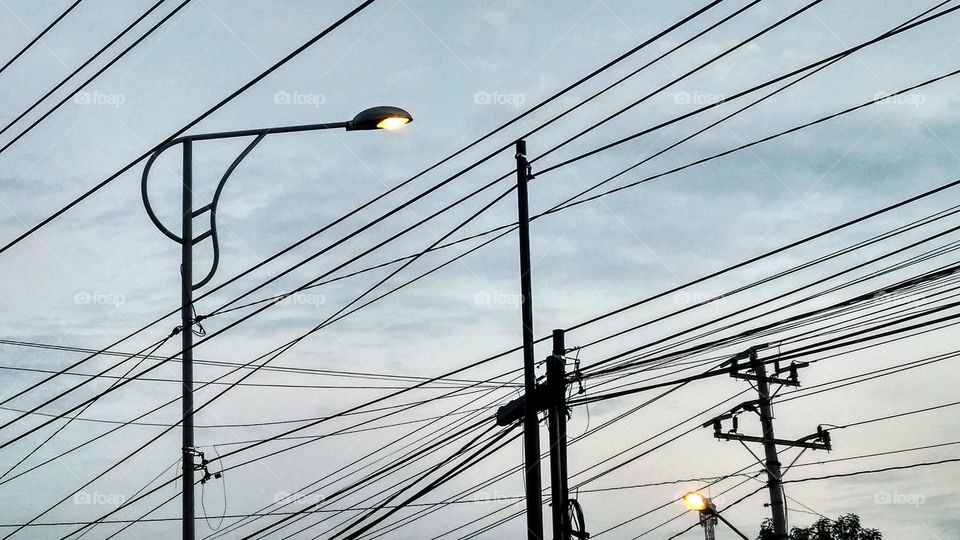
[1,0,959,538]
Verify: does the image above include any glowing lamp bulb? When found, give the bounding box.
[376,116,411,130]
[682,492,710,512]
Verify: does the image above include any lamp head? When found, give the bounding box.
[347,106,413,131]
[682,492,713,512]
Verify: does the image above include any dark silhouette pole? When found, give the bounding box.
[515,139,544,540]
[547,329,569,540]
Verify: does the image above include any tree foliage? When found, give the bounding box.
[758,514,882,540]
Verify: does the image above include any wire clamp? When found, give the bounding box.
[184,448,222,484]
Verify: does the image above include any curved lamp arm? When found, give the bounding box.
[140,106,412,291]
[140,139,186,244]
[140,134,265,290]
[192,133,266,289]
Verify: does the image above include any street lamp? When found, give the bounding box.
[140,105,412,540]
[682,491,750,540]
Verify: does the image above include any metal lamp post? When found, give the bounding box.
[140,106,412,540]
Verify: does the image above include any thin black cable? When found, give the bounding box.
[308,423,503,540]
[200,0,768,322]
[0,0,193,155]
[1,0,944,420]
[582,260,960,380]
[0,0,167,138]
[0,363,508,390]
[536,3,960,174]
[26,169,960,536]
[0,338,514,385]
[233,417,495,539]
[57,371,513,539]
[3,1,949,441]
[0,178,512,447]
[0,0,83,76]
[531,0,825,167]
[0,385,495,489]
[0,0,376,251]
[333,426,520,540]
[203,376,520,540]
[573,292,960,406]
[784,458,960,483]
[0,333,172,482]
[587,235,960,388]
[18,378,502,540]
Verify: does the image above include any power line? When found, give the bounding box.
[0,0,720,259]
[0,363,509,390]
[208,245,960,536]
[0,0,167,138]
[50,61,960,458]
[24,77,960,540]
[587,236,960,392]
[69,185,960,536]
[531,0,824,167]
[784,458,960,484]
[0,337,515,385]
[0,0,83,76]
[6,0,950,424]
[201,376,520,540]
[536,2,960,174]
[0,0,377,252]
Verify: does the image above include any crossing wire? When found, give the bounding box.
[0,0,378,251]
[0,0,168,138]
[4,0,950,427]
[0,0,83,76]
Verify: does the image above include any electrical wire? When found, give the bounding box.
[0,0,83,76]
[0,0,168,138]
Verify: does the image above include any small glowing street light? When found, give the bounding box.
[347,106,413,130]
[681,491,749,540]
[683,491,713,512]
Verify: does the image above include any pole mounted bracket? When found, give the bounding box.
[496,354,572,425]
[184,447,223,484]
[728,346,807,387]
[496,384,552,426]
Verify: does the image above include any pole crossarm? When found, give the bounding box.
[712,431,832,451]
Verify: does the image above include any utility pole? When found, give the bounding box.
[546,329,570,540]
[704,345,831,540]
[750,348,787,539]
[180,140,195,540]
[515,139,544,540]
